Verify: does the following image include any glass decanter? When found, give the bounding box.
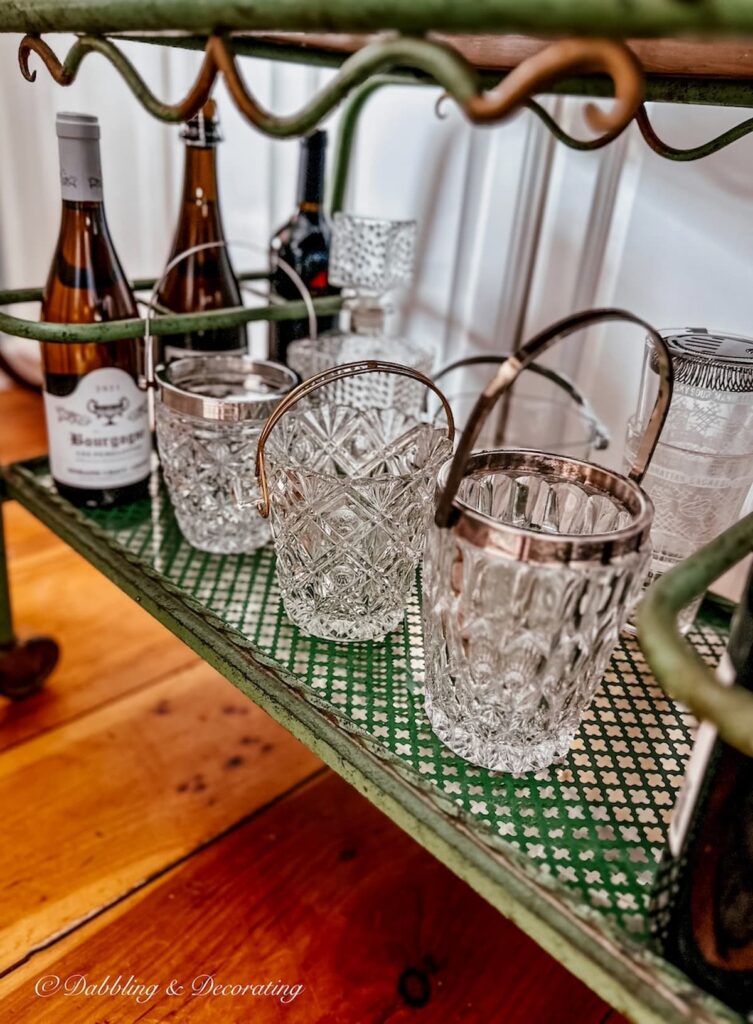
[286,213,432,411]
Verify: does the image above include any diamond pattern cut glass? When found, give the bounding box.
[287,214,431,415]
[255,362,454,642]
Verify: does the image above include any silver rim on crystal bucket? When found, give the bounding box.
[155,356,298,421]
[434,308,675,566]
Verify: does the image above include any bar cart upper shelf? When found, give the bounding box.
[3,4,753,1024]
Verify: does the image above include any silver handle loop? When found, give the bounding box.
[431,353,610,451]
[141,239,317,389]
[435,308,673,529]
[254,359,456,518]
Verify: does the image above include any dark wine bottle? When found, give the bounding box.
[155,100,246,360]
[41,112,151,509]
[657,568,753,1013]
[268,130,339,365]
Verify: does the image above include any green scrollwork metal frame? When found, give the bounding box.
[18,32,644,139]
[0,275,343,345]
[17,29,753,175]
[638,512,753,757]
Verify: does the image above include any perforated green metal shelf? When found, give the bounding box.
[1,455,740,1024]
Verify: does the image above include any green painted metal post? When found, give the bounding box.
[638,511,753,755]
[0,483,59,698]
[329,75,420,214]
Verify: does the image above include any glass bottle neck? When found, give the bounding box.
[58,134,104,205]
[345,295,389,335]
[296,141,326,208]
[181,144,220,206]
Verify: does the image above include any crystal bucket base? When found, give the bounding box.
[423,689,578,775]
[278,592,407,643]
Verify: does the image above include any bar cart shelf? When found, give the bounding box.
[1,456,737,1024]
[4,5,753,1022]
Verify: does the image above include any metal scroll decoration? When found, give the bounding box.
[19,31,753,158]
[19,32,643,141]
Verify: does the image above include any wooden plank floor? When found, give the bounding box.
[0,381,627,1023]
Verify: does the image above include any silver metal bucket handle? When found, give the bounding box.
[255,359,456,518]
[431,353,610,451]
[435,308,674,529]
[142,239,318,389]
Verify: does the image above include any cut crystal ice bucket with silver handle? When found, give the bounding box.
[155,356,297,554]
[254,360,455,643]
[422,309,674,775]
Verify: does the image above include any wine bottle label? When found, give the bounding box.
[668,651,736,857]
[58,136,104,203]
[43,367,151,490]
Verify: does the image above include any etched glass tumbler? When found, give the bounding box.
[625,328,753,633]
[422,311,672,774]
[254,361,455,642]
[155,356,297,553]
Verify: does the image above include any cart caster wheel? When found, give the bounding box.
[0,637,59,700]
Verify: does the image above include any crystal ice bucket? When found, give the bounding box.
[255,361,454,642]
[155,356,297,554]
[422,310,673,774]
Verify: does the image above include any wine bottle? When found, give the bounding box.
[268,130,339,365]
[41,112,151,509]
[657,568,753,1013]
[155,100,246,360]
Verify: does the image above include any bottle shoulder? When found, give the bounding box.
[272,208,330,241]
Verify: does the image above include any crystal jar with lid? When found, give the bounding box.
[625,328,753,631]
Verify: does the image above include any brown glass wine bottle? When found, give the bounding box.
[41,112,151,509]
[656,567,753,1014]
[155,100,246,360]
[268,130,339,365]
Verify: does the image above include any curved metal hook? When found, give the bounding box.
[207,33,479,137]
[636,102,753,161]
[20,33,215,122]
[19,33,74,84]
[466,38,643,139]
[434,93,452,121]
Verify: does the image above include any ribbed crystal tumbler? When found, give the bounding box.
[423,458,651,774]
[422,309,672,775]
